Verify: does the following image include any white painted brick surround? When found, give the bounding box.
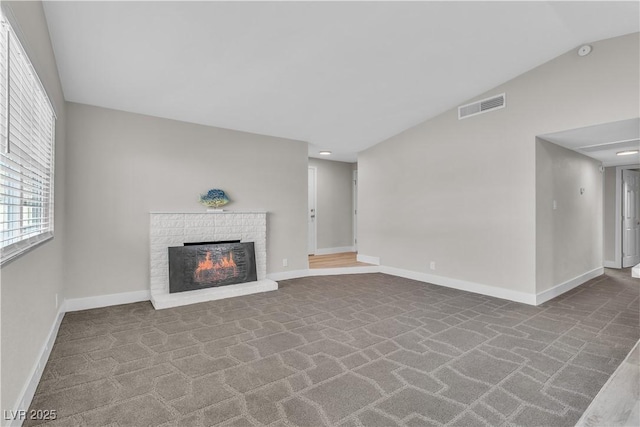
[149,211,276,309]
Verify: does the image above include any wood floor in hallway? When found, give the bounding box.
[308,252,373,269]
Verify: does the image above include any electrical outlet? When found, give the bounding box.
[282,258,288,267]
[430,261,436,270]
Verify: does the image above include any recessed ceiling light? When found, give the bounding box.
[319,151,331,156]
[616,150,639,156]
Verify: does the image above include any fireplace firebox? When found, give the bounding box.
[168,242,257,293]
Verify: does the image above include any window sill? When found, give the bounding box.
[1,232,54,267]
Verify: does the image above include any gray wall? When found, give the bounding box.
[0,1,67,415]
[536,139,603,293]
[358,32,639,295]
[603,166,617,265]
[308,158,355,251]
[65,103,308,299]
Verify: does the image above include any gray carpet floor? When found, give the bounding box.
[26,269,639,426]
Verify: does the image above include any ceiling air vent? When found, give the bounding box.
[458,93,506,120]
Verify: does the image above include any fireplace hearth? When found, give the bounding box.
[169,242,257,293]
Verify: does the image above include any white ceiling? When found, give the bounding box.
[42,1,640,162]
[540,118,640,167]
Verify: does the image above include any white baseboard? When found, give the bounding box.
[535,267,604,305]
[7,301,66,427]
[314,246,356,256]
[270,263,537,305]
[268,266,381,281]
[267,269,310,281]
[380,266,537,305]
[308,266,380,276]
[604,260,619,269]
[65,290,150,312]
[357,254,380,265]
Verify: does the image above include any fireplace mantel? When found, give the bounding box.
[149,211,277,309]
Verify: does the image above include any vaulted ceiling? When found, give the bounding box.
[43,1,639,162]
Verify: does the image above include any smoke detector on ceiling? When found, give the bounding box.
[577,45,592,57]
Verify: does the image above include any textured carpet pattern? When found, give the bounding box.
[27,270,639,426]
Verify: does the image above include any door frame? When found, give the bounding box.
[352,170,357,250]
[308,166,317,256]
[614,164,640,268]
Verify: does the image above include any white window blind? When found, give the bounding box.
[0,13,56,265]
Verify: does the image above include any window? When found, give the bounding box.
[0,13,56,264]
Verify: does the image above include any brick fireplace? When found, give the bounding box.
[149,211,277,309]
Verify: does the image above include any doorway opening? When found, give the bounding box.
[307,158,363,269]
[538,118,639,272]
[618,166,640,268]
[308,166,317,256]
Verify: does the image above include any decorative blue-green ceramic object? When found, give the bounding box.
[199,189,230,209]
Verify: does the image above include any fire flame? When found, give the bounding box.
[193,250,238,283]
